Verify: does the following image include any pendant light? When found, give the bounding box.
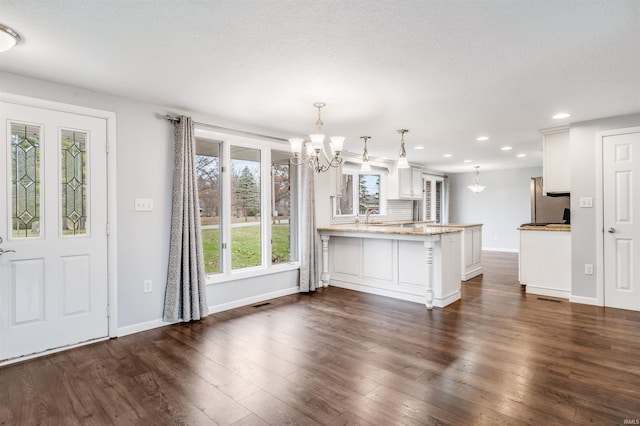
[360,136,371,171]
[396,129,409,169]
[468,166,486,193]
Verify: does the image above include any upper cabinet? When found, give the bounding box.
[396,166,423,199]
[541,126,570,194]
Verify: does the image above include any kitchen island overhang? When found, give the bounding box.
[317,224,462,309]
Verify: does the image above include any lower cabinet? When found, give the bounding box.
[519,229,571,298]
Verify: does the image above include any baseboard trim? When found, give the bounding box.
[569,295,600,306]
[482,247,519,253]
[208,286,300,314]
[526,285,570,299]
[117,286,300,337]
[118,318,174,337]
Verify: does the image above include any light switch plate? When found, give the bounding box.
[579,197,593,208]
[135,198,154,212]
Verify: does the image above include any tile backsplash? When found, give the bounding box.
[330,198,415,224]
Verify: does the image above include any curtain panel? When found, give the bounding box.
[163,116,209,322]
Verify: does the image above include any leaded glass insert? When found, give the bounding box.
[11,123,41,238]
[61,129,88,236]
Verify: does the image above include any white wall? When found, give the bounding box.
[0,71,298,332]
[449,167,542,251]
[569,112,640,300]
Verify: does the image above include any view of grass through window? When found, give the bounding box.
[196,142,294,275]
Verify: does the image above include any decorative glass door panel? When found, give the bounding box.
[10,122,42,239]
[60,129,88,236]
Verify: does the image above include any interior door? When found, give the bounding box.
[0,102,109,362]
[603,130,640,311]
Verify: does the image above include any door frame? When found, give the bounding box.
[0,92,118,341]
[595,125,640,307]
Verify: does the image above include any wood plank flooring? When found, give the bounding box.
[2,251,640,425]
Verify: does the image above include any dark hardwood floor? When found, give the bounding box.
[2,251,640,425]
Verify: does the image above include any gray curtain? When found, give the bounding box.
[163,116,209,322]
[299,164,319,292]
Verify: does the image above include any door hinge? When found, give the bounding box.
[106,138,109,154]
[222,166,226,173]
[222,243,227,249]
[106,223,110,236]
[107,304,111,318]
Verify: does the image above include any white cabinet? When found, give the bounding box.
[519,229,571,298]
[461,225,483,281]
[541,126,570,194]
[397,166,423,199]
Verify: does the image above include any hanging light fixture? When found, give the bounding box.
[468,166,487,193]
[0,24,22,52]
[289,102,344,173]
[396,129,410,169]
[360,136,371,171]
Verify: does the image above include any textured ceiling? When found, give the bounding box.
[1,0,640,172]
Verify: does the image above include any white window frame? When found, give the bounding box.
[334,164,387,218]
[195,127,300,285]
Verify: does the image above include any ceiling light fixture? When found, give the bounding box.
[396,129,410,169]
[360,136,371,171]
[468,166,486,193]
[0,24,22,52]
[552,112,571,119]
[414,145,424,150]
[443,154,453,158]
[517,153,527,158]
[501,146,512,151]
[464,159,472,163]
[289,102,344,173]
[476,136,490,141]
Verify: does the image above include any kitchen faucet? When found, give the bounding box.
[365,207,379,224]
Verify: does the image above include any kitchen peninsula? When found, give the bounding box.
[317,224,462,309]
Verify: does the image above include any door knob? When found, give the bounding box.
[607,227,616,233]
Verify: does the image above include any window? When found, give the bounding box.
[424,175,445,223]
[195,129,299,283]
[196,140,221,274]
[271,150,297,264]
[335,166,386,217]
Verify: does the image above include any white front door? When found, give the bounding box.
[0,102,109,362]
[603,130,640,311]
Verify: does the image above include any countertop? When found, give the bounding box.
[518,224,571,232]
[426,223,483,228]
[318,223,463,236]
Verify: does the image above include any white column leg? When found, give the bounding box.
[321,234,330,287]
[424,240,434,310]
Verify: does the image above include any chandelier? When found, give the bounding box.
[289,102,344,173]
[360,136,371,171]
[468,166,487,193]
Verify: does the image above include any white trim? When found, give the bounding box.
[0,93,119,339]
[207,261,300,285]
[569,295,599,306]
[118,318,174,337]
[525,285,570,299]
[595,125,640,308]
[482,247,519,253]
[208,286,299,314]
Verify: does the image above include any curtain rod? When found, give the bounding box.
[163,114,289,143]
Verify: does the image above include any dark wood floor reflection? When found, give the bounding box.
[2,251,640,425]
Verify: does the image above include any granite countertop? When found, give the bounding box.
[518,224,571,232]
[426,223,483,228]
[318,223,463,236]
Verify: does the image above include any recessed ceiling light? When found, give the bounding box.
[443,154,453,158]
[463,159,472,163]
[0,24,22,52]
[552,112,571,119]
[501,146,512,151]
[516,153,527,158]
[414,145,424,150]
[476,136,490,141]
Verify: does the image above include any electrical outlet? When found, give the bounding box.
[143,280,153,293]
[135,198,154,212]
[580,197,593,208]
[584,264,594,275]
